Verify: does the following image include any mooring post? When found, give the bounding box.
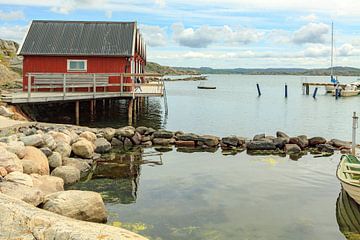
[75,101,80,125]
[256,83,261,96]
[335,87,339,100]
[352,112,358,155]
[285,83,288,98]
[305,84,309,95]
[313,87,318,98]
[128,98,134,126]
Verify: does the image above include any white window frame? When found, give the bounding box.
[67,59,87,72]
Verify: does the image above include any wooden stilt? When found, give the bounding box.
[75,101,80,125]
[306,85,309,95]
[90,100,94,117]
[128,98,134,126]
[133,98,137,122]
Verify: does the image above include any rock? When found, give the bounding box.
[42,133,57,150]
[341,148,351,154]
[0,146,23,173]
[0,167,7,177]
[72,139,94,158]
[284,144,301,154]
[21,146,50,175]
[63,158,91,176]
[276,131,289,138]
[152,138,172,146]
[142,141,153,147]
[5,141,26,158]
[175,141,196,147]
[141,135,151,142]
[40,147,52,157]
[0,134,17,143]
[67,130,79,144]
[49,131,72,145]
[330,139,351,149]
[0,193,147,240]
[43,190,107,223]
[4,171,33,187]
[247,141,276,150]
[317,144,336,153]
[130,132,142,145]
[308,137,327,146]
[20,134,44,147]
[31,174,64,195]
[51,166,80,185]
[177,133,199,141]
[153,130,174,139]
[124,138,133,147]
[111,137,123,147]
[197,135,219,147]
[253,133,265,141]
[0,181,44,206]
[116,126,135,138]
[298,135,309,148]
[102,127,116,141]
[54,142,72,158]
[145,127,156,135]
[48,152,62,169]
[135,126,149,135]
[80,131,97,142]
[221,136,239,147]
[0,106,14,117]
[94,137,112,153]
[289,136,308,149]
[273,137,288,149]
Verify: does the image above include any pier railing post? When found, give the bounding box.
[352,112,358,155]
[27,73,31,100]
[120,74,123,95]
[75,101,80,125]
[63,74,67,99]
[93,73,96,98]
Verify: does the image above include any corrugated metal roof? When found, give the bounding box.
[19,20,136,56]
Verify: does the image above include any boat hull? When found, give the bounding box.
[197,86,216,89]
[341,181,360,205]
[325,85,335,93]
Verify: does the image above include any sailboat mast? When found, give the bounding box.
[330,22,334,77]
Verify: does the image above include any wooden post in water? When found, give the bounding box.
[352,112,358,155]
[75,101,80,125]
[128,98,134,126]
[256,83,261,96]
[313,87,318,98]
[305,84,309,95]
[285,84,288,98]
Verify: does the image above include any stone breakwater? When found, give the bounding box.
[0,122,352,239]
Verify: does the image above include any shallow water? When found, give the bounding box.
[70,149,355,240]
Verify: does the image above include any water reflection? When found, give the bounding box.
[337,189,360,239]
[69,149,163,204]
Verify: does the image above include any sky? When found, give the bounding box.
[0,0,359,68]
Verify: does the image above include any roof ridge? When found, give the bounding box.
[32,20,137,24]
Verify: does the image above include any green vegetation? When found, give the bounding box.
[145,62,199,75]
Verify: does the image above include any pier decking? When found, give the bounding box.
[302,82,345,95]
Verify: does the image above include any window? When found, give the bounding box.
[67,60,87,71]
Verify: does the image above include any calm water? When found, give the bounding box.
[69,74,360,239]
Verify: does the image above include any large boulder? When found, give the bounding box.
[4,141,26,158]
[4,171,33,187]
[152,138,172,146]
[42,133,57,150]
[330,139,351,149]
[289,136,308,149]
[63,158,91,176]
[130,132,142,145]
[102,127,116,141]
[175,141,196,147]
[51,166,80,185]
[21,146,50,175]
[276,131,289,139]
[247,141,276,150]
[0,193,147,240]
[48,152,62,169]
[221,136,239,147]
[49,131,71,145]
[177,133,199,141]
[135,126,149,135]
[54,142,72,158]
[273,137,288,149]
[153,130,174,139]
[197,135,219,147]
[80,131,97,142]
[116,126,135,138]
[20,134,44,147]
[31,174,64,195]
[42,190,108,223]
[317,144,337,153]
[308,137,327,146]
[253,133,265,141]
[72,139,94,158]
[94,137,112,153]
[0,146,23,173]
[284,144,301,154]
[0,181,44,206]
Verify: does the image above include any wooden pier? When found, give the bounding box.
[302,82,345,95]
[1,73,165,125]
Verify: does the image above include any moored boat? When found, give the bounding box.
[336,189,360,236]
[197,82,216,89]
[332,84,360,97]
[337,155,360,205]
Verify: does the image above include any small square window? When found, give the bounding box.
[67,60,87,71]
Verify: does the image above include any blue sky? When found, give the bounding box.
[0,0,359,68]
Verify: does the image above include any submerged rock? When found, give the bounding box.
[177,133,199,141]
[197,135,219,147]
[153,130,174,139]
[284,144,301,154]
[317,144,337,153]
[221,136,239,147]
[247,141,276,150]
[308,137,327,146]
[42,190,108,223]
[175,140,196,147]
[152,138,172,146]
[330,139,351,149]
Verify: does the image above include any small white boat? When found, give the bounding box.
[332,84,360,97]
[197,82,216,89]
[337,155,360,205]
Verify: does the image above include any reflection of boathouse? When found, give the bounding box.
[336,189,360,238]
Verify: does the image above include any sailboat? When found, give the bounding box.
[325,22,339,93]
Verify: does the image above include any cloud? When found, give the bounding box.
[267,30,291,44]
[223,25,263,44]
[105,10,112,18]
[0,25,29,42]
[172,23,220,48]
[299,14,317,22]
[0,10,25,21]
[154,0,166,7]
[337,43,360,57]
[292,23,330,44]
[140,24,168,47]
[303,44,330,57]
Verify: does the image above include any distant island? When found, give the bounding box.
[146,62,360,76]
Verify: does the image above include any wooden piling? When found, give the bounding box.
[285,84,288,98]
[75,101,80,125]
[128,98,134,126]
[306,85,309,95]
[90,100,94,116]
[256,83,261,96]
[313,87,318,98]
